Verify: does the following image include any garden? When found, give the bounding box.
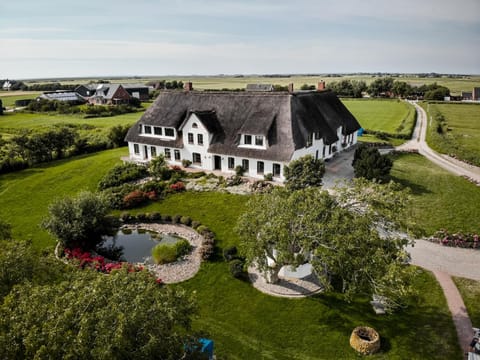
[2,146,477,358]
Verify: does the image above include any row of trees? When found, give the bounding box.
[0,124,130,174]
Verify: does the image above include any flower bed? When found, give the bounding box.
[63,247,163,284]
[428,230,480,249]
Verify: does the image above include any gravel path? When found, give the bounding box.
[122,223,203,284]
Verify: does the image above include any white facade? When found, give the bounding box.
[127,114,358,182]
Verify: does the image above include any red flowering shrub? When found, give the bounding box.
[169,181,185,192]
[171,165,182,172]
[123,190,148,208]
[429,230,480,249]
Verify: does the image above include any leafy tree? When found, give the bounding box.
[236,180,416,310]
[283,155,325,190]
[424,86,450,100]
[42,191,118,250]
[352,144,393,183]
[149,154,171,180]
[327,80,366,98]
[300,84,316,90]
[367,77,394,97]
[392,81,413,98]
[0,268,203,359]
[107,125,130,148]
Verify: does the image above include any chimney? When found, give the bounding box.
[288,83,294,93]
[184,81,193,91]
[317,80,326,91]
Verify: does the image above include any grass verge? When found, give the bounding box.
[453,277,480,327]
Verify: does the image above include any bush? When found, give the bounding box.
[182,159,192,168]
[148,212,161,221]
[98,163,148,190]
[141,180,166,194]
[223,246,238,261]
[136,213,147,222]
[200,243,215,260]
[123,190,148,209]
[283,155,325,190]
[196,225,209,235]
[119,212,132,222]
[264,173,273,181]
[169,181,186,192]
[180,216,192,226]
[235,165,245,176]
[191,221,201,230]
[352,144,393,183]
[229,259,245,278]
[172,214,182,224]
[175,239,193,257]
[152,244,178,264]
[162,214,172,222]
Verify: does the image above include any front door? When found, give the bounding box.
[214,155,221,170]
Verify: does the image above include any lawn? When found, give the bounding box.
[0,92,40,108]
[424,102,480,167]
[342,99,415,139]
[0,147,126,248]
[391,153,480,235]
[0,151,462,359]
[453,277,480,327]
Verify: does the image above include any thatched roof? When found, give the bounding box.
[125,90,360,162]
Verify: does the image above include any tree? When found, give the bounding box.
[236,180,416,310]
[367,77,394,97]
[107,125,130,148]
[42,191,118,250]
[392,81,412,98]
[0,268,202,359]
[283,155,325,190]
[424,86,450,100]
[352,144,393,183]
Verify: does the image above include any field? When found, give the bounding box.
[0,92,41,108]
[424,102,480,167]
[343,99,415,139]
[0,151,461,358]
[391,153,480,235]
[21,74,480,95]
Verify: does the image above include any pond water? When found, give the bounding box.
[102,229,183,264]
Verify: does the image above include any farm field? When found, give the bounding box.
[424,102,480,167]
[342,99,415,139]
[0,92,41,108]
[0,153,461,358]
[22,74,480,95]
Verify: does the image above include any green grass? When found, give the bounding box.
[0,92,40,108]
[453,277,480,327]
[424,102,480,167]
[391,153,480,235]
[343,99,415,137]
[0,148,126,248]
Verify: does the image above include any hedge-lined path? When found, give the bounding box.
[432,270,474,356]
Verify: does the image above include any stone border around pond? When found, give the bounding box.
[122,223,203,284]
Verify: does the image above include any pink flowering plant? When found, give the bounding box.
[429,230,479,249]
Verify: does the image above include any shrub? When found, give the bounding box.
[180,216,192,226]
[169,181,186,192]
[162,214,172,222]
[98,163,148,190]
[226,175,243,187]
[149,155,171,180]
[175,239,193,257]
[152,244,177,264]
[136,213,147,222]
[235,165,244,176]
[229,259,245,278]
[283,155,325,190]
[352,144,393,183]
[264,173,273,181]
[123,190,148,209]
[182,159,192,168]
[172,214,182,224]
[191,221,201,230]
[200,243,215,260]
[196,225,209,235]
[187,171,206,179]
[141,180,166,194]
[148,212,161,221]
[119,212,132,222]
[223,246,238,261]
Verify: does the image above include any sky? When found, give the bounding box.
[1,0,479,79]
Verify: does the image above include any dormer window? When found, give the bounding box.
[255,135,264,146]
[306,133,313,148]
[144,125,152,134]
[244,135,252,145]
[239,134,266,149]
[164,128,175,137]
[154,126,162,135]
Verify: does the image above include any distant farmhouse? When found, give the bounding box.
[462,87,480,101]
[124,82,360,181]
[88,84,131,105]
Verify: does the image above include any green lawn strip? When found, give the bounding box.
[0,93,41,108]
[453,277,480,327]
[343,99,415,146]
[391,153,480,235]
[0,148,126,249]
[423,102,480,167]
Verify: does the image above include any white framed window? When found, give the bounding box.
[273,163,281,177]
[306,133,313,148]
[188,133,194,144]
[151,146,156,157]
[133,143,140,155]
[257,161,264,174]
[192,122,198,128]
[164,128,175,137]
[228,157,235,169]
[244,135,252,145]
[192,152,201,164]
[144,125,152,134]
[242,159,249,171]
[255,135,264,146]
[174,149,181,161]
[164,148,171,159]
[197,134,204,145]
[154,126,162,135]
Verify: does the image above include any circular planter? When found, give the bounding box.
[350,326,380,355]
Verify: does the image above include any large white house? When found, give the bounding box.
[124,84,361,181]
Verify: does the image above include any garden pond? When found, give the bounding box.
[102,229,185,264]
